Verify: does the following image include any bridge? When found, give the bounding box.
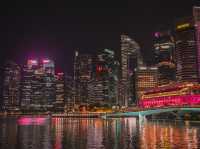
[102,107,200,123]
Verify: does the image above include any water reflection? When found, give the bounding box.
[140,121,199,149]
[0,117,200,149]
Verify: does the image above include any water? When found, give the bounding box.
[0,116,200,149]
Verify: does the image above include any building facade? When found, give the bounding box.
[74,51,92,106]
[21,59,55,109]
[154,29,176,85]
[64,75,74,111]
[135,66,158,102]
[88,49,119,106]
[175,17,199,83]
[120,35,141,106]
[54,72,65,112]
[3,61,21,110]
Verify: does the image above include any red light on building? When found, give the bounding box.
[96,65,108,73]
[96,65,103,72]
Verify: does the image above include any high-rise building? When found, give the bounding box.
[42,59,56,106]
[88,78,109,105]
[74,51,92,106]
[54,72,65,112]
[135,66,158,101]
[21,59,55,109]
[3,61,21,110]
[88,49,119,106]
[64,75,74,112]
[21,60,37,108]
[193,6,200,82]
[175,17,199,83]
[154,29,176,85]
[120,35,141,106]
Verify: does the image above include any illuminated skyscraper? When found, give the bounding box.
[42,59,56,106]
[21,59,55,109]
[64,75,74,111]
[154,29,176,85]
[120,35,141,106]
[175,17,199,83]
[97,49,119,105]
[3,61,21,110]
[21,60,37,108]
[135,66,158,101]
[54,72,65,112]
[193,6,200,82]
[74,51,92,106]
[88,49,119,106]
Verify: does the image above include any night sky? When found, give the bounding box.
[0,0,198,74]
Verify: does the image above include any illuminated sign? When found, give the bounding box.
[176,23,190,30]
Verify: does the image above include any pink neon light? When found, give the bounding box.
[139,95,200,108]
[17,117,47,126]
[57,72,64,75]
[28,60,38,65]
[43,59,50,63]
[154,32,160,38]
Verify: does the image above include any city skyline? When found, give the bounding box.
[0,1,198,74]
[2,2,200,149]
[1,3,200,111]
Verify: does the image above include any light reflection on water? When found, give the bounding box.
[0,117,199,149]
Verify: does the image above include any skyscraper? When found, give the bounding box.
[64,75,74,112]
[175,17,199,83]
[120,35,141,106]
[154,29,176,85]
[42,59,56,106]
[193,6,200,82]
[88,49,119,106]
[21,59,55,110]
[21,60,37,108]
[3,61,21,111]
[74,51,92,106]
[54,72,65,112]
